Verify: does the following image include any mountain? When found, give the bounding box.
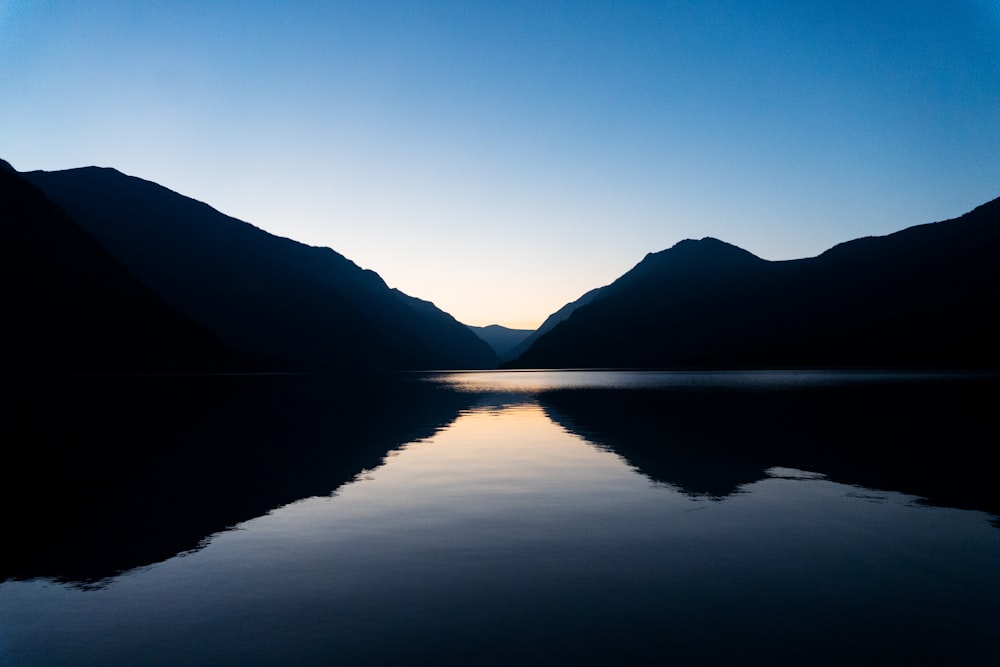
[505,197,1000,369]
[502,286,605,363]
[1,159,249,373]
[24,166,496,371]
[467,324,534,360]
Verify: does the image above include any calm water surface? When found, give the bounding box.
[2,371,998,665]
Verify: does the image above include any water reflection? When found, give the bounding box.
[3,371,999,665]
[6,370,998,587]
[429,370,999,515]
[3,373,476,584]
[532,372,999,516]
[428,368,981,392]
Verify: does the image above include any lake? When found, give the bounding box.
[2,370,998,665]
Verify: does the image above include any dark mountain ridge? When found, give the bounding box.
[1,160,249,373]
[506,197,1000,369]
[24,166,495,371]
[503,286,605,363]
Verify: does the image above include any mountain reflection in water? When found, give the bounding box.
[2,370,998,665]
[533,371,998,512]
[2,373,475,583]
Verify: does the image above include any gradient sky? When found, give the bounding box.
[3,1,999,328]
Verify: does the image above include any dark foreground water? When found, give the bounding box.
[2,371,998,665]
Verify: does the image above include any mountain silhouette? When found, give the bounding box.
[24,166,496,371]
[505,198,1000,369]
[467,324,534,359]
[502,286,605,363]
[1,159,250,373]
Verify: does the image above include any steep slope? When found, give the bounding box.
[25,166,495,371]
[1,160,249,373]
[502,286,605,363]
[506,198,1000,369]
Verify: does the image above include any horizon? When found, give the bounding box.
[3,2,999,329]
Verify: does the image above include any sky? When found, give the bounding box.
[2,1,999,329]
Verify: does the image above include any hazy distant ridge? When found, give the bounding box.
[466,324,534,360]
[505,197,1000,369]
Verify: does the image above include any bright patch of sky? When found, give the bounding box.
[2,1,998,328]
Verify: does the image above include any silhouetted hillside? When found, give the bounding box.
[506,198,1000,369]
[503,286,604,363]
[467,324,534,359]
[25,166,495,371]
[1,159,250,373]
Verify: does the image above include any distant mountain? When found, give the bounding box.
[505,197,1000,369]
[1,159,249,374]
[467,324,534,360]
[25,166,496,371]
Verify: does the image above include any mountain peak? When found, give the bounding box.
[505,194,1000,370]
[626,237,764,283]
[23,165,497,371]
[667,236,760,258]
[675,236,727,247]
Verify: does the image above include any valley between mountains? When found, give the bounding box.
[4,159,998,373]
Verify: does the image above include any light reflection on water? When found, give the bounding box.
[426,368,983,393]
[2,372,999,665]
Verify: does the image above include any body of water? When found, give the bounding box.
[2,371,998,665]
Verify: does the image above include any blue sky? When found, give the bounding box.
[3,1,999,328]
